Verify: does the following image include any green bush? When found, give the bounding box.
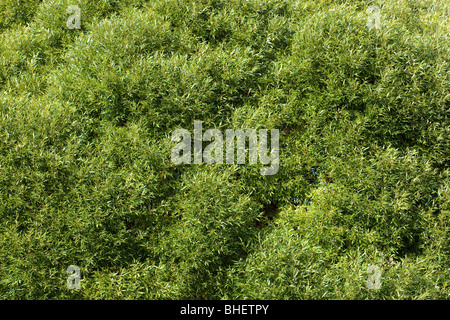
[0,0,449,299]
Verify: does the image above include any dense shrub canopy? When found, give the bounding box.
[0,0,449,299]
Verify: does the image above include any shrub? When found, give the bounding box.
[0,0,449,300]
